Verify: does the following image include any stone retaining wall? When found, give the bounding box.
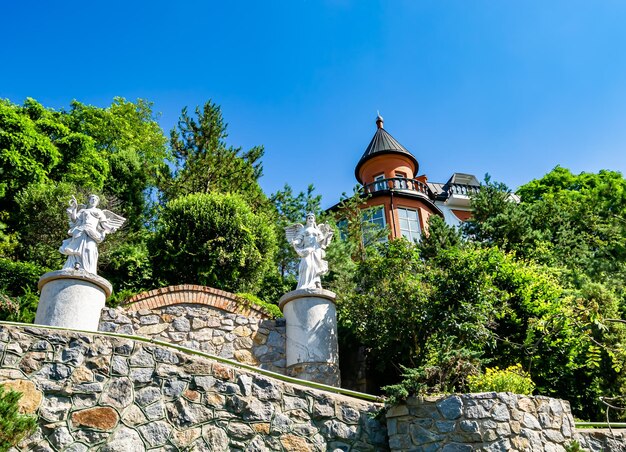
[386,393,577,451]
[99,304,287,375]
[3,323,626,451]
[577,428,626,451]
[0,324,387,451]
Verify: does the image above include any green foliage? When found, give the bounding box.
[0,258,45,297]
[465,169,626,283]
[457,170,626,419]
[337,232,616,416]
[383,347,483,404]
[163,100,267,211]
[0,385,37,450]
[13,182,78,269]
[0,293,19,322]
[418,215,461,260]
[0,213,18,258]
[382,367,428,405]
[63,98,170,229]
[257,270,296,306]
[150,192,277,294]
[0,99,60,212]
[236,293,283,319]
[0,258,45,323]
[326,188,385,299]
[270,184,322,280]
[0,97,169,320]
[338,240,497,386]
[462,174,541,257]
[100,239,155,307]
[332,188,387,262]
[468,364,536,394]
[564,440,584,452]
[0,97,167,231]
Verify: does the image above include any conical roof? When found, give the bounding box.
[355,115,419,183]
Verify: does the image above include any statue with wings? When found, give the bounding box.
[59,194,126,275]
[285,213,334,290]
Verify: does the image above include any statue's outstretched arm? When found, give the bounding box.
[66,196,79,224]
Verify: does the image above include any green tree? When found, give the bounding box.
[418,215,461,260]
[13,182,78,269]
[150,192,277,294]
[163,101,267,211]
[0,97,169,311]
[462,175,541,258]
[465,169,626,281]
[0,99,60,213]
[63,98,169,229]
[338,240,498,390]
[270,184,322,279]
[459,170,626,418]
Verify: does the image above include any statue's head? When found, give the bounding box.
[305,213,316,226]
[88,194,100,207]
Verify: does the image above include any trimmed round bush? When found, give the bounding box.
[150,192,277,294]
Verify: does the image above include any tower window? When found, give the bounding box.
[397,207,421,242]
[362,205,387,244]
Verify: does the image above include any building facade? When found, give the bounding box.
[333,114,481,240]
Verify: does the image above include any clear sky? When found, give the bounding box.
[3,1,626,208]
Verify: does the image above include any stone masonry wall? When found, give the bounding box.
[386,393,577,451]
[577,428,626,451]
[0,324,387,451]
[99,304,287,375]
[3,322,625,451]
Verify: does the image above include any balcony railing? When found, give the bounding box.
[447,184,480,196]
[362,177,430,197]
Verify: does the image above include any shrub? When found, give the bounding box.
[468,364,535,394]
[0,258,45,297]
[564,441,584,452]
[0,259,46,323]
[236,293,283,319]
[150,192,277,294]
[0,385,37,450]
[0,293,19,320]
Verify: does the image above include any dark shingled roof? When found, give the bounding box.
[355,124,419,183]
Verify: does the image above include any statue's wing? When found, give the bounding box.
[318,223,334,248]
[284,223,303,243]
[102,210,127,233]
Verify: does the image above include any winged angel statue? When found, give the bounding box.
[59,194,126,275]
[285,213,334,290]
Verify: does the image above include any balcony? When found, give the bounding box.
[362,177,431,198]
[445,184,480,207]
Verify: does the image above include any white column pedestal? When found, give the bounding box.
[35,270,112,332]
[279,288,340,386]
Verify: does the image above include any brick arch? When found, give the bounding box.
[122,285,272,319]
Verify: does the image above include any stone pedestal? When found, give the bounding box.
[279,288,340,386]
[35,270,112,331]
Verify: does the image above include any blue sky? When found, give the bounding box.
[3,1,626,208]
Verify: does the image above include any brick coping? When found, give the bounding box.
[122,285,273,319]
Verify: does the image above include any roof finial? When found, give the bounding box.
[376,111,384,129]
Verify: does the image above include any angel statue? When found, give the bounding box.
[285,213,334,290]
[59,194,126,275]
